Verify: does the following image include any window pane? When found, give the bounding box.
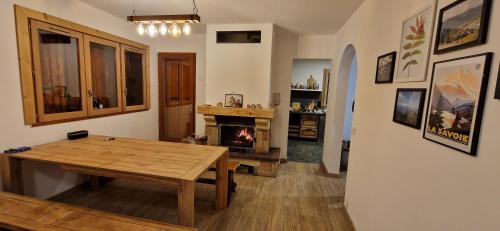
[125,51,144,106]
[90,42,118,109]
[38,30,82,114]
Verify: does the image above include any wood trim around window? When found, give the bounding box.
[14,5,149,125]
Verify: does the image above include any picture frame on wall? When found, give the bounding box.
[434,0,492,54]
[396,2,436,83]
[495,63,500,100]
[224,94,243,108]
[423,53,492,156]
[375,52,396,84]
[393,88,427,129]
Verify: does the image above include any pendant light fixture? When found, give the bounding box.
[128,0,200,38]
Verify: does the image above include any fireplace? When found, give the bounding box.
[220,125,255,152]
[217,116,256,152]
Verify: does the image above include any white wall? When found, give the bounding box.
[297,35,335,59]
[0,0,208,198]
[153,35,207,135]
[327,0,500,230]
[343,58,357,140]
[270,26,299,158]
[291,59,332,89]
[205,24,274,106]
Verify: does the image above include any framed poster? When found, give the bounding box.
[423,53,492,156]
[495,63,500,100]
[434,0,492,54]
[224,94,243,108]
[396,2,436,83]
[375,52,396,84]
[393,88,427,129]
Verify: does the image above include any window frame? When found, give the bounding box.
[83,35,122,116]
[29,20,88,122]
[121,44,148,112]
[15,5,150,126]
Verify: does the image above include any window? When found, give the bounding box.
[30,20,88,122]
[84,35,122,115]
[15,5,150,125]
[121,45,148,111]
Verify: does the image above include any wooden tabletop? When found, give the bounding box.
[12,135,229,182]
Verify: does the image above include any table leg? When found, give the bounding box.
[178,180,195,227]
[0,155,23,195]
[215,151,228,210]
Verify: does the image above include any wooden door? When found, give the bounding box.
[158,53,196,142]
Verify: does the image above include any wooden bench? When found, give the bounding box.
[0,192,196,231]
[197,160,240,204]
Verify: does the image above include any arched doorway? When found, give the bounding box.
[322,45,358,174]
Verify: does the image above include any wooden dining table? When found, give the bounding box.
[0,135,229,228]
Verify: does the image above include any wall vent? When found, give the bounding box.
[216,31,261,43]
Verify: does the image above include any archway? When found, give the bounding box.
[322,45,358,174]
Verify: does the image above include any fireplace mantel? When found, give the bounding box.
[197,105,275,154]
[197,106,276,119]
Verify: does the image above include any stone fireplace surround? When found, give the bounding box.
[197,106,280,177]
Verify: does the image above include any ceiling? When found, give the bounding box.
[79,0,364,35]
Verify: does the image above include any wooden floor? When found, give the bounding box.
[50,162,354,231]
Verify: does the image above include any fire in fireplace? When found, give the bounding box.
[220,125,255,151]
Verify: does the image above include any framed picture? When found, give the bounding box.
[423,53,492,156]
[495,63,500,100]
[375,52,396,84]
[393,88,427,129]
[224,94,243,108]
[396,2,436,83]
[434,0,492,54]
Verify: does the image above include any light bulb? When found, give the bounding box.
[136,23,145,35]
[169,23,181,37]
[182,23,191,35]
[159,23,168,36]
[146,23,158,38]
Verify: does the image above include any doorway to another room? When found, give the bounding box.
[158,53,196,142]
[340,58,357,172]
[287,59,332,164]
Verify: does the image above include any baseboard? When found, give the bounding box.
[341,205,357,231]
[320,160,341,178]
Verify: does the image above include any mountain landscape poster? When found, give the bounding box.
[393,88,426,129]
[435,0,492,54]
[423,53,492,155]
[396,2,435,83]
[376,52,396,83]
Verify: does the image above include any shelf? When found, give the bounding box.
[291,89,322,92]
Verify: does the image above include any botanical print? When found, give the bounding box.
[376,52,396,83]
[396,4,435,82]
[436,0,490,53]
[393,89,425,128]
[423,53,492,155]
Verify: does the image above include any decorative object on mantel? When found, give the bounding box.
[256,104,263,109]
[216,102,223,107]
[127,0,200,38]
[307,75,317,89]
[225,93,243,108]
